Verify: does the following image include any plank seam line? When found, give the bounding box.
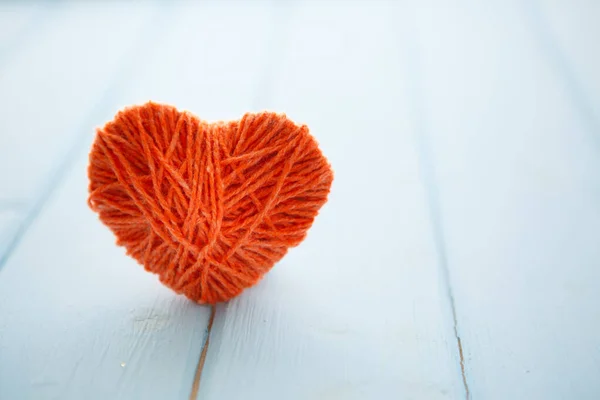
[0,0,173,272]
[523,0,600,146]
[187,3,291,397]
[413,123,472,400]
[189,306,216,400]
[402,7,472,399]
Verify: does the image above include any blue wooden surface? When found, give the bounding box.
[0,1,599,399]
[410,1,600,398]
[200,3,464,398]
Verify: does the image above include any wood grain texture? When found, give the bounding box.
[0,1,274,399]
[0,3,211,399]
[198,2,466,399]
[2,0,599,398]
[0,151,211,399]
[411,1,600,398]
[0,3,163,266]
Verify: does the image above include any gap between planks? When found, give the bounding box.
[522,0,600,147]
[188,3,289,399]
[189,305,216,400]
[401,4,472,399]
[0,3,173,271]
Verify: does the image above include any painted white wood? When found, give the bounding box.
[0,209,20,258]
[531,0,600,128]
[199,2,465,399]
[0,1,273,399]
[0,152,211,400]
[116,1,273,122]
[0,3,40,53]
[4,1,597,398]
[0,2,156,202]
[411,1,600,398]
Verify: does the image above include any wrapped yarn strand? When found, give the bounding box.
[87,102,333,304]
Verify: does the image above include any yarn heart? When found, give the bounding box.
[87,102,333,304]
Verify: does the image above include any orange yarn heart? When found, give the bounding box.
[87,102,333,304]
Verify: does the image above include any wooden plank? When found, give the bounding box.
[411,1,600,398]
[198,2,465,399]
[0,152,211,400]
[528,0,600,133]
[0,2,41,60]
[0,2,273,399]
[115,1,274,122]
[0,2,156,202]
